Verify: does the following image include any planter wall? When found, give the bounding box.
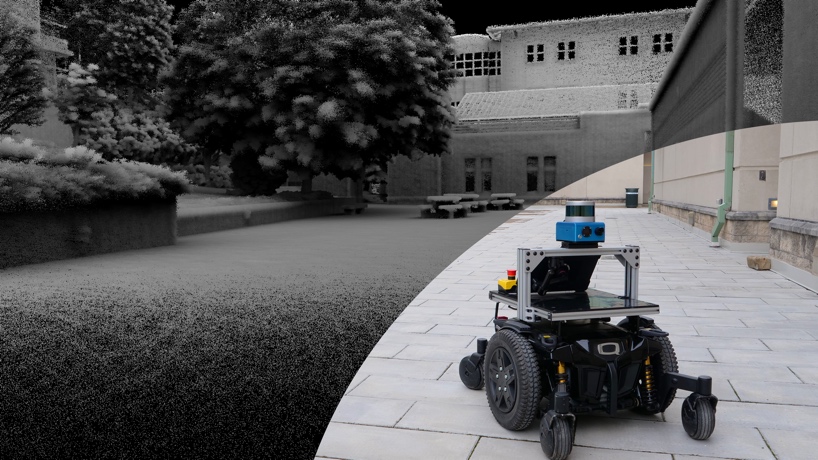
[1,200,177,269]
[176,198,357,237]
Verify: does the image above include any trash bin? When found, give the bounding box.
[625,188,639,208]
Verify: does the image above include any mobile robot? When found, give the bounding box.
[459,201,717,460]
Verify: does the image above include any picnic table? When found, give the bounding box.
[488,193,525,210]
[444,193,487,212]
[419,195,468,219]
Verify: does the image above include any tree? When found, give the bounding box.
[0,10,49,136]
[252,0,457,194]
[49,0,175,108]
[54,62,195,164]
[162,0,294,186]
[165,0,456,195]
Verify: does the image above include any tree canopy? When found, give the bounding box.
[0,11,49,136]
[164,0,456,192]
[48,0,175,108]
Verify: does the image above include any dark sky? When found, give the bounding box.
[167,1,699,35]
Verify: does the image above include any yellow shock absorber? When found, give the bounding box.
[643,356,658,409]
[557,361,567,384]
[644,357,654,391]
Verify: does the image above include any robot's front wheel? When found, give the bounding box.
[484,329,541,431]
[459,356,484,390]
[682,393,716,440]
[540,413,573,460]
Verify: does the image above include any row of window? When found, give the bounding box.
[449,32,674,77]
[463,156,557,193]
[447,51,502,77]
[526,33,674,63]
[527,42,575,62]
[619,33,674,55]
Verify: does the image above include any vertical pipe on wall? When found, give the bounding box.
[648,150,655,214]
[711,0,741,244]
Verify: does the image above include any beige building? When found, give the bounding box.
[649,0,818,291]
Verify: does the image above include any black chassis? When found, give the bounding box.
[463,315,716,418]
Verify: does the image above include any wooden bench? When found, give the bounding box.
[343,203,368,215]
[437,204,467,218]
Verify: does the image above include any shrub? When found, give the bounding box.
[53,63,197,166]
[229,150,288,196]
[168,163,233,189]
[0,137,189,213]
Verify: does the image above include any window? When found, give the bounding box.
[465,157,493,192]
[619,36,638,55]
[619,90,639,109]
[452,51,501,77]
[481,158,492,192]
[526,44,544,63]
[526,157,539,192]
[618,91,627,109]
[544,156,556,192]
[465,158,476,192]
[653,33,673,54]
[558,41,575,60]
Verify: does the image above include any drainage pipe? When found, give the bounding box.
[648,150,655,214]
[711,0,742,243]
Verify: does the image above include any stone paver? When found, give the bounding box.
[316,206,818,460]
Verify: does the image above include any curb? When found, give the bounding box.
[176,198,358,237]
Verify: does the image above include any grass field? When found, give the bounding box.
[1,203,514,459]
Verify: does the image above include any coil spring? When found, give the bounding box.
[642,357,658,409]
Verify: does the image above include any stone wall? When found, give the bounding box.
[652,200,774,244]
[1,201,176,269]
[770,218,818,275]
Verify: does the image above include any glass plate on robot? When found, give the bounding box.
[489,288,659,321]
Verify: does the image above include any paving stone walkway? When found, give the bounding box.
[316,205,818,460]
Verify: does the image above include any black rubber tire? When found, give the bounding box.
[484,329,541,431]
[459,356,484,390]
[682,394,716,440]
[540,415,573,460]
[618,318,679,414]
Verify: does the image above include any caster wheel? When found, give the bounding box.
[484,329,541,431]
[459,355,484,390]
[682,394,716,440]
[540,414,573,460]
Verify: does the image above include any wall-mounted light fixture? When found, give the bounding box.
[768,198,778,210]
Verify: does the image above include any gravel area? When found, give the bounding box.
[0,204,518,459]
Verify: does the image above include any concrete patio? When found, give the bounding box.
[317,204,818,460]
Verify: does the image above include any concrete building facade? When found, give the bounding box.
[649,0,818,290]
[316,9,691,202]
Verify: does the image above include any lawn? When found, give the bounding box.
[0,204,515,459]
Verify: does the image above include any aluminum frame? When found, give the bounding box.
[515,245,644,322]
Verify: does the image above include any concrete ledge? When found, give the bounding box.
[772,258,818,293]
[1,201,177,269]
[176,198,357,237]
[653,199,775,245]
[770,217,818,237]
